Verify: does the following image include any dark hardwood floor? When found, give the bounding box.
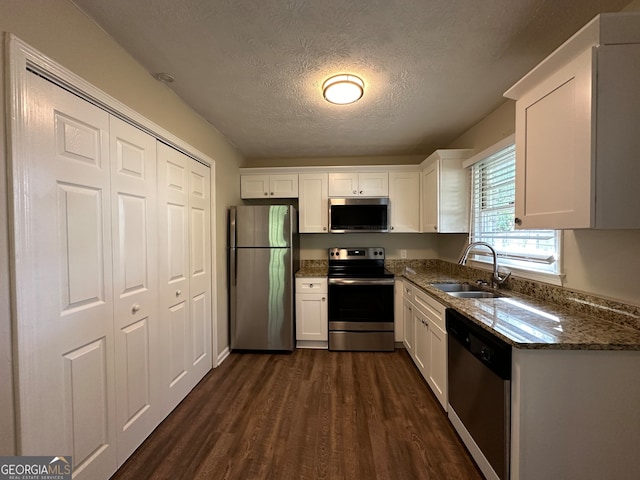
[111,349,482,480]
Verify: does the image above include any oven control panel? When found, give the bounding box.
[328,247,385,260]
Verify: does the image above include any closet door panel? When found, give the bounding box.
[189,162,212,377]
[157,143,192,414]
[109,117,159,464]
[15,72,117,480]
[169,301,189,386]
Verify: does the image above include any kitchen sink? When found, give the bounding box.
[446,290,503,299]
[430,282,504,299]
[430,282,486,292]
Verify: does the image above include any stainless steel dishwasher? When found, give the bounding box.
[446,308,512,480]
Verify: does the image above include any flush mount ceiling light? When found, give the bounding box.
[322,74,364,105]
[154,72,175,83]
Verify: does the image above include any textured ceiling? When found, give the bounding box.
[71,0,630,160]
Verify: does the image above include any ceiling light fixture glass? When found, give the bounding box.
[322,74,364,105]
[154,72,175,83]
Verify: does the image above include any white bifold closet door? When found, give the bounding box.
[14,71,211,480]
[16,71,118,480]
[157,143,212,417]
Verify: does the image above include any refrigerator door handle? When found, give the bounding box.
[229,207,237,286]
[229,206,237,249]
[230,247,237,286]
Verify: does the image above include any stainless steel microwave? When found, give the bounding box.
[329,198,389,233]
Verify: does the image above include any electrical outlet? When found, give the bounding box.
[400,249,407,259]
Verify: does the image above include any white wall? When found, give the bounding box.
[0,0,243,455]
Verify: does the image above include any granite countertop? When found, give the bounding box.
[400,267,640,351]
[296,264,328,277]
[297,260,640,351]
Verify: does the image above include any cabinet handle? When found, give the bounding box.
[323,226,327,231]
[176,290,182,297]
[270,192,274,196]
[514,217,522,226]
[131,304,140,314]
[263,192,268,196]
[433,226,437,231]
[390,226,394,230]
[322,297,326,302]
[353,190,357,195]
[359,190,363,194]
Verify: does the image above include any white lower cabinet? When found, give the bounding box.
[402,283,415,357]
[413,308,430,374]
[402,281,448,410]
[295,277,328,348]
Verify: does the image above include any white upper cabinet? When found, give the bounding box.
[504,13,640,229]
[298,173,328,233]
[420,149,472,233]
[388,171,420,232]
[241,174,298,198]
[328,171,388,197]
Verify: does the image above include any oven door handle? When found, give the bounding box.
[328,278,395,286]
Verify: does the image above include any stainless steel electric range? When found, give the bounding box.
[327,247,395,351]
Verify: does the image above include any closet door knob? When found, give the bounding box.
[176,290,182,297]
[131,304,140,314]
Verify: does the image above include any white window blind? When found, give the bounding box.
[470,143,560,274]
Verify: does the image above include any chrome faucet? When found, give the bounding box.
[458,241,511,288]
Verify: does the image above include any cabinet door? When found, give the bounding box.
[514,48,593,229]
[359,172,389,196]
[414,309,430,379]
[428,322,447,410]
[109,117,161,463]
[240,174,269,198]
[402,298,415,357]
[389,171,420,232]
[328,172,359,196]
[270,174,298,198]
[295,294,328,341]
[421,161,438,232]
[299,173,328,232]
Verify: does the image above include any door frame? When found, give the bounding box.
[6,33,219,447]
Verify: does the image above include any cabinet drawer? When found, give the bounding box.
[413,287,446,330]
[403,283,414,302]
[296,277,327,293]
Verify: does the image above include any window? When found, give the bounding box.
[468,138,562,281]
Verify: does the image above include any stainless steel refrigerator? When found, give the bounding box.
[229,205,299,351]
